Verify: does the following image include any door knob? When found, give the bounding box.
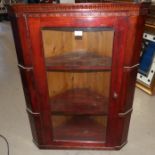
[113,92,118,99]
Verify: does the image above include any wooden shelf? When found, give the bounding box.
[50,88,108,115]
[52,116,106,142]
[46,52,112,71]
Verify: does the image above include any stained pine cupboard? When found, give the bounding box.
[9,2,149,150]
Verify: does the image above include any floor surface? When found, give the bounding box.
[0,21,155,155]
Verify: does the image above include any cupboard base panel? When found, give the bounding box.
[33,139,127,150]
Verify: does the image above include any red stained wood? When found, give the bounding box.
[9,2,150,150]
[50,88,108,115]
[53,116,106,142]
[46,52,111,71]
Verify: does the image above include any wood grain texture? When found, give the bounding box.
[45,52,112,71]
[9,2,150,150]
[52,116,107,142]
[50,88,109,115]
[42,29,113,58]
[47,72,111,98]
[9,2,149,16]
[42,29,113,71]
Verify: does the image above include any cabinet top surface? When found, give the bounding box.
[10,2,150,16]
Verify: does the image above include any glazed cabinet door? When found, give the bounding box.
[27,16,125,148]
[41,27,113,144]
[11,13,144,149]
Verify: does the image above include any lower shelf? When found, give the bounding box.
[52,115,107,142]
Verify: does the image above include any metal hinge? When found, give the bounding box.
[26,107,40,115]
[124,64,139,69]
[18,64,33,71]
[118,108,133,117]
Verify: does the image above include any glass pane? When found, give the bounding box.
[42,27,114,143]
[42,28,113,71]
[52,115,107,142]
[47,72,110,115]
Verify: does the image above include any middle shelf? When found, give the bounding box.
[45,51,112,71]
[50,88,109,115]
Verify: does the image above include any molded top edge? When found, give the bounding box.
[10,2,150,14]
